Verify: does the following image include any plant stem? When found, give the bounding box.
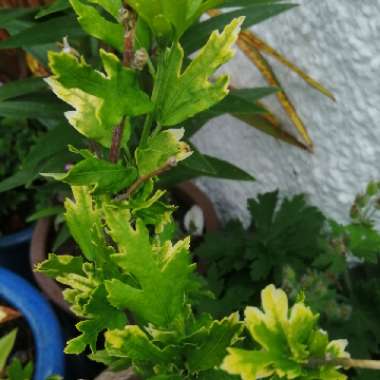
[109,6,136,163]
[140,112,153,147]
[114,157,177,201]
[109,116,126,163]
[308,357,380,371]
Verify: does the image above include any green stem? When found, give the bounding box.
[140,112,154,147]
[114,157,176,201]
[139,46,169,146]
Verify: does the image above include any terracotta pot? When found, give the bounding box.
[95,368,138,380]
[30,182,219,314]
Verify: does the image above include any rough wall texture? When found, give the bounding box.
[192,0,380,224]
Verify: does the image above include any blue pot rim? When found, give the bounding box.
[0,268,65,380]
[0,225,34,249]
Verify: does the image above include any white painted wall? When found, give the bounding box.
[193,0,380,223]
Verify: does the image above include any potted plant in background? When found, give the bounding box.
[0,116,48,280]
[29,0,380,379]
[195,184,380,379]
[0,267,64,380]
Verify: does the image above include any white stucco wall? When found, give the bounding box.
[192,0,380,223]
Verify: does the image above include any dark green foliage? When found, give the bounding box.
[0,118,43,235]
[195,191,328,317]
[196,185,380,379]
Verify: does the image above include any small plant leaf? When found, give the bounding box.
[36,253,84,278]
[136,129,191,176]
[0,14,84,49]
[155,17,244,127]
[65,285,127,354]
[43,157,138,194]
[127,0,222,40]
[46,49,153,147]
[69,0,124,51]
[35,0,70,19]
[64,187,111,263]
[0,77,46,101]
[0,329,17,371]
[185,313,242,372]
[104,208,194,327]
[105,325,175,364]
[222,285,349,380]
[183,3,296,54]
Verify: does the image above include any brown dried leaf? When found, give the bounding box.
[238,32,314,151]
[240,30,335,101]
[0,306,21,324]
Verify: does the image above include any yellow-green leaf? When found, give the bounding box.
[46,49,153,147]
[155,17,244,127]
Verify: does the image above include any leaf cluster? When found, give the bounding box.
[222,285,350,380]
[0,117,45,234]
[195,191,329,317]
[197,185,380,379]
[0,329,33,380]
[31,1,352,380]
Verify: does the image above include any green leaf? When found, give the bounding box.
[35,0,70,19]
[64,186,111,263]
[69,0,124,51]
[159,154,255,187]
[182,3,297,54]
[181,147,216,175]
[0,97,67,120]
[222,285,349,380]
[136,129,191,176]
[27,206,64,223]
[66,285,127,354]
[36,253,84,278]
[212,87,277,115]
[198,369,240,380]
[43,157,138,195]
[6,359,33,380]
[52,224,71,251]
[247,191,326,280]
[0,329,17,371]
[185,313,242,372]
[47,49,153,147]
[0,8,35,28]
[154,17,244,127]
[104,208,194,327]
[0,77,46,101]
[105,325,174,364]
[345,224,380,263]
[183,87,276,138]
[0,123,82,193]
[127,0,222,40]
[0,14,84,49]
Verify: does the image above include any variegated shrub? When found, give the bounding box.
[35,1,367,379]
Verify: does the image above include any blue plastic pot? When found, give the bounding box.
[0,225,34,279]
[0,268,65,380]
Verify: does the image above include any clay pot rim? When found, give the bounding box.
[30,181,219,314]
